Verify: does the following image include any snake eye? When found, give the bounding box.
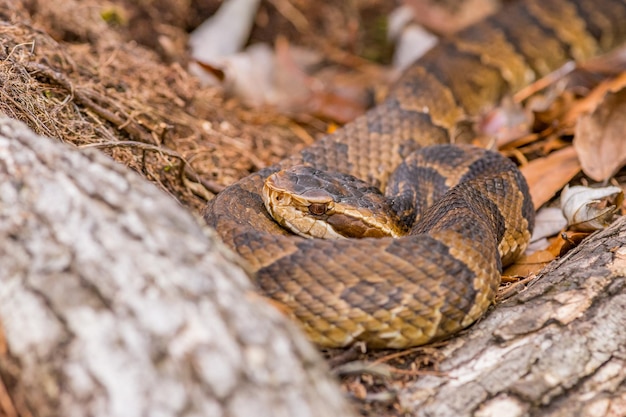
[308,203,327,216]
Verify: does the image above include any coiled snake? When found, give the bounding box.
[205,0,626,348]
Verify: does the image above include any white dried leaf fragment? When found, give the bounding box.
[531,207,568,242]
[561,185,624,231]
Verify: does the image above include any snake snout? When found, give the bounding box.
[263,166,405,239]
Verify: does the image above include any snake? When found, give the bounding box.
[204,0,626,349]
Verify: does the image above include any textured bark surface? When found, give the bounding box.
[0,117,355,417]
[400,216,626,417]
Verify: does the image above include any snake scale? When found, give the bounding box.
[205,0,626,349]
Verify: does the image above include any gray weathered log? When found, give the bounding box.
[401,217,626,416]
[0,116,355,417]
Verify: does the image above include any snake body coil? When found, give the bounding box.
[205,0,626,348]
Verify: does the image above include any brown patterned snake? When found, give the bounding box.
[205,0,626,348]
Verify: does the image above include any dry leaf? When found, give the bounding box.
[389,6,438,72]
[529,90,576,132]
[520,146,581,210]
[560,185,624,231]
[504,230,589,277]
[559,70,626,126]
[189,0,261,83]
[192,29,374,123]
[556,231,590,257]
[273,38,377,122]
[526,237,549,253]
[221,43,278,107]
[503,250,554,277]
[573,83,626,181]
[531,207,567,242]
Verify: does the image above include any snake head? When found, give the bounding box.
[262,165,405,239]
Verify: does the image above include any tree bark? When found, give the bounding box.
[0,117,355,417]
[400,216,626,417]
